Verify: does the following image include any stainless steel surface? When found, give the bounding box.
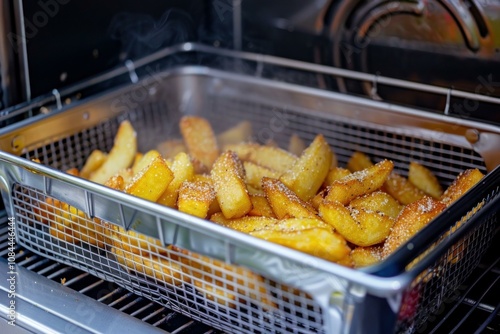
[0,248,168,333]
[0,48,499,333]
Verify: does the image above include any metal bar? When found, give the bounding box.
[3,41,500,124]
[427,256,500,334]
[450,275,500,333]
[130,302,155,317]
[79,279,105,294]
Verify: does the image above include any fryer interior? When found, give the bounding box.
[3,65,498,334]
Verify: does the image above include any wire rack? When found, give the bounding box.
[1,45,499,334]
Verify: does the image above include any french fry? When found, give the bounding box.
[174,246,276,310]
[383,173,426,205]
[287,133,306,156]
[225,143,297,173]
[440,169,484,206]
[248,194,276,217]
[325,160,394,205]
[125,156,174,202]
[50,220,77,244]
[46,200,108,248]
[177,181,216,218]
[250,228,352,265]
[112,246,183,286]
[80,150,107,179]
[280,134,332,201]
[157,152,195,207]
[310,188,327,210]
[319,201,395,247]
[211,151,252,219]
[382,197,446,258]
[408,162,443,199]
[104,175,126,191]
[211,213,329,233]
[180,116,219,169]
[262,177,317,219]
[132,150,161,175]
[243,161,281,190]
[347,151,373,172]
[217,121,253,147]
[110,225,167,256]
[351,245,383,268]
[90,121,137,184]
[323,167,351,188]
[349,191,402,219]
[66,168,79,177]
[115,168,134,186]
[193,278,238,309]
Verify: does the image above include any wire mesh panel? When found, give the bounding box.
[394,195,498,333]
[12,184,326,334]
[2,68,499,334]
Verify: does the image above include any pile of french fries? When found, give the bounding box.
[33,116,484,308]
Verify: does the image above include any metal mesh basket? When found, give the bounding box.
[1,44,499,334]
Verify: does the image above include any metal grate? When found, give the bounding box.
[11,184,325,334]
[0,220,219,333]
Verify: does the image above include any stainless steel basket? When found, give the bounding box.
[0,43,499,334]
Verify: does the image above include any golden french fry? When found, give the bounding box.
[310,188,327,210]
[157,152,195,207]
[125,156,174,202]
[211,151,252,219]
[104,175,126,191]
[112,247,183,286]
[80,150,107,179]
[287,133,306,156]
[177,181,216,218]
[217,121,253,147]
[262,177,317,219]
[325,160,394,205]
[44,200,108,248]
[323,167,351,188]
[351,246,383,268]
[50,220,77,244]
[193,278,238,308]
[408,162,443,199]
[349,191,402,219]
[90,121,137,184]
[250,228,352,265]
[225,143,297,173]
[132,150,161,175]
[66,168,79,177]
[347,151,373,172]
[243,161,281,190]
[211,213,329,233]
[248,194,276,217]
[382,197,446,258]
[110,225,167,256]
[115,168,134,185]
[156,139,187,159]
[440,169,484,206]
[280,134,332,201]
[173,246,276,310]
[383,173,426,205]
[319,201,395,246]
[180,116,219,169]
[132,152,143,169]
